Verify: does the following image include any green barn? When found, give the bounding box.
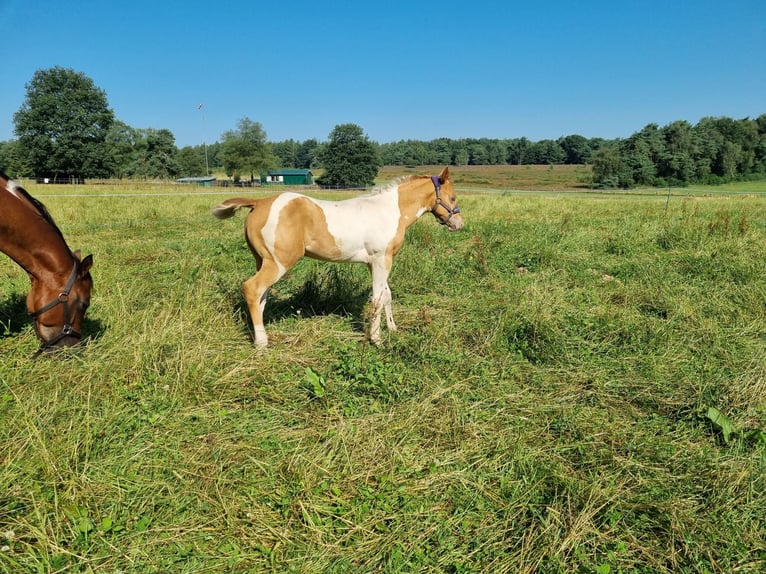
[260,169,313,186]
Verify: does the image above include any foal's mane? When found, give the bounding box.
[368,174,419,196]
[2,171,66,241]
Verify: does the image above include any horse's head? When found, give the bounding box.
[430,167,464,231]
[28,252,94,355]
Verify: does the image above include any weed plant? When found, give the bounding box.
[1,180,765,573]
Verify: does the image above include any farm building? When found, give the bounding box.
[260,169,313,185]
[177,176,216,187]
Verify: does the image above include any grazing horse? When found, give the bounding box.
[212,166,463,348]
[1,171,93,355]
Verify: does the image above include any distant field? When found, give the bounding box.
[172,164,765,194]
[1,173,765,572]
[378,164,594,191]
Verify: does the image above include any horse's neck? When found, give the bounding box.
[1,185,73,280]
[396,177,435,226]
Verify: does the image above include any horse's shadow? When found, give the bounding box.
[0,293,29,338]
[1,292,104,344]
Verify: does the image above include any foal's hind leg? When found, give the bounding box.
[243,258,284,348]
[383,283,397,333]
[368,257,395,345]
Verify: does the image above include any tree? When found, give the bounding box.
[297,139,320,169]
[468,143,488,165]
[219,118,275,181]
[272,139,300,168]
[558,134,593,164]
[591,144,624,188]
[106,120,140,179]
[316,124,379,188]
[657,120,696,184]
[0,140,26,175]
[525,139,566,165]
[177,146,208,177]
[143,129,181,179]
[13,66,114,179]
[507,137,530,165]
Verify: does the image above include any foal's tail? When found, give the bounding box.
[211,198,258,219]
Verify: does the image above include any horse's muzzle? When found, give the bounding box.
[447,213,465,231]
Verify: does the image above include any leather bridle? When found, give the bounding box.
[430,175,461,226]
[29,261,82,356]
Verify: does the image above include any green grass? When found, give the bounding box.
[1,178,765,573]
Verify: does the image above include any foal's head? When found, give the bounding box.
[430,166,464,232]
[28,252,94,354]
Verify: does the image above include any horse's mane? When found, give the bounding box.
[2,171,66,241]
[368,175,419,196]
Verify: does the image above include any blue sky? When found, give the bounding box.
[1,0,764,148]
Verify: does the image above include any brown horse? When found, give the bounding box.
[1,171,93,355]
[212,166,463,348]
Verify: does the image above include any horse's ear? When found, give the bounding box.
[439,166,450,182]
[79,254,94,275]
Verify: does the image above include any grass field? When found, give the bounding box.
[1,168,765,573]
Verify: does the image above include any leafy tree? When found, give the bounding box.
[430,138,454,165]
[13,66,114,179]
[485,140,508,165]
[558,134,593,164]
[618,124,666,186]
[525,139,566,165]
[106,120,140,178]
[0,141,10,172]
[297,138,320,169]
[754,114,766,174]
[693,117,725,182]
[468,143,488,165]
[177,146,208,177]
[219,118,275,181]
[116,128,180,179]
[272,139,301,168]
[143,129,181,179]
[271,138,319,169]
[591,144,624,188]
[657,121,696,184]
[507,137,530,165]
[0,140,27,175]
[316,124,379,188]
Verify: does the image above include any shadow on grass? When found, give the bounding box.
[0,293,28,337]
[1,291,105,346]
[231,265,371,339]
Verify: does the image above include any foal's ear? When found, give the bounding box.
[439,166,451,182]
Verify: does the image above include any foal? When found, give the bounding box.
[212,166,463,348]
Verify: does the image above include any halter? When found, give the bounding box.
[29,261,82,356]
[430,175,461,225]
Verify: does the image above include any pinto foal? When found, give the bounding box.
[212,166,463,348]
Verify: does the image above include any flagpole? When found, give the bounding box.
[198,103,210,176]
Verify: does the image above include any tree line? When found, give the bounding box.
[1,67,764,188]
